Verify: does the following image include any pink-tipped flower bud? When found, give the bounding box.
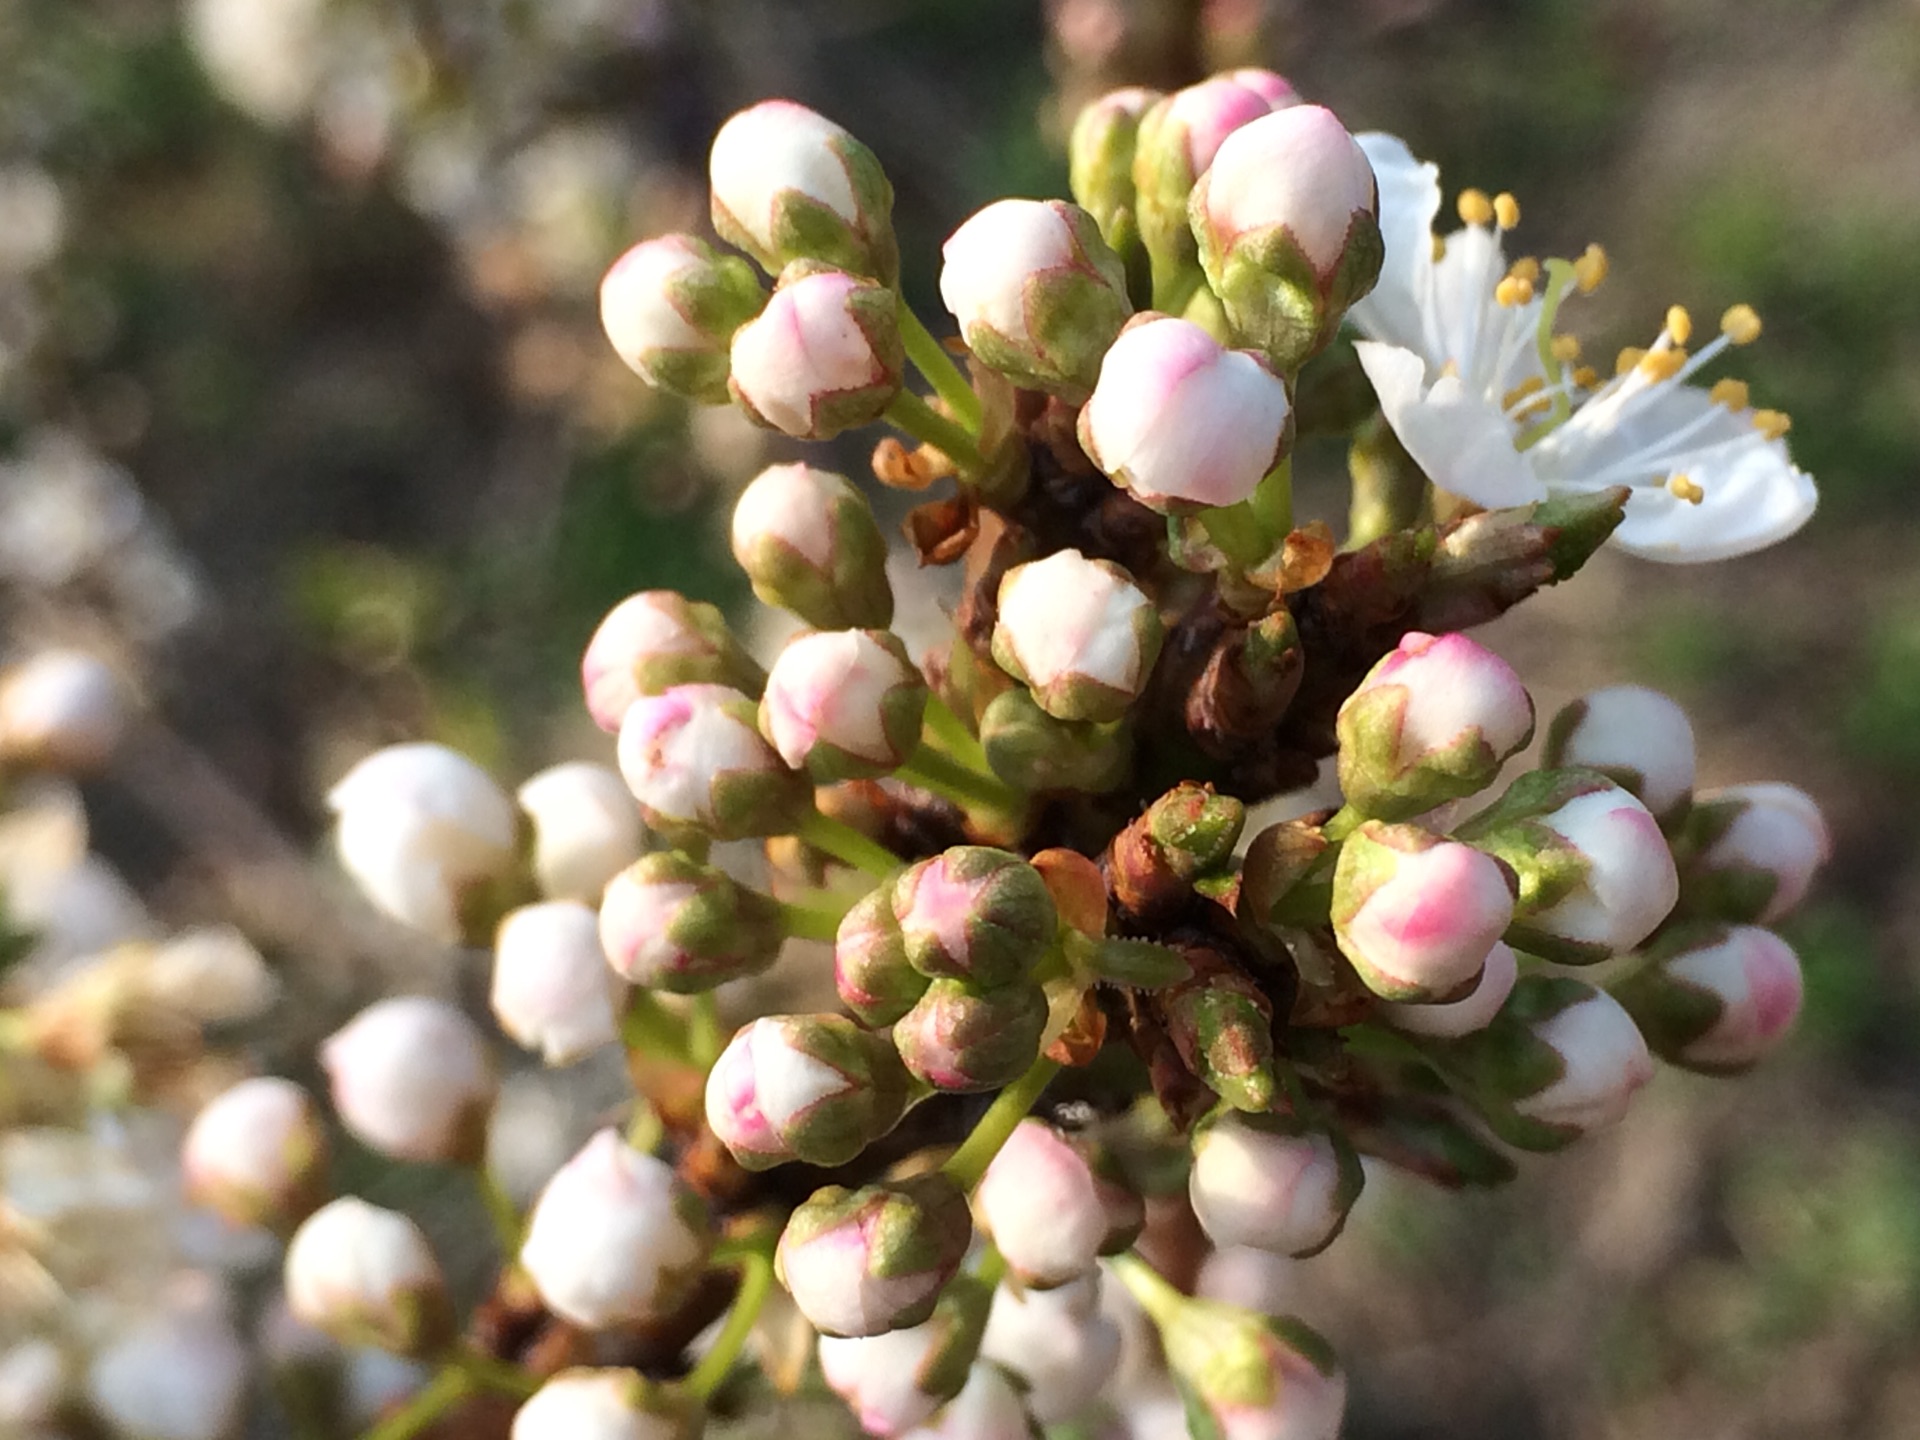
[1331,821,1516,1002]
[1376,941,1519,1039]
[818,1276,989,1436]
[1336,631,1535,822]
[776,1175,973,1337]
[1131,78,1278,280]
[1068,86,1161,249]
[892,847,1058,989]
[992,549,1164,722]
[326,743,523,943]
[1191,105,1383,371]
[1223,68,1302,109]
[1446,976,1655,1151]
[978,1272,1122,1425]
[491,901,623,1064]
[86,1274,247,1440]
[511,1368,700,1440]
[581,590,765,734]
[732,462,894,630]
[893,978,1048,1093]
[939,198,1130,399]
[599,233,766,404]
[974,1120,1141,1289]
[1687,782,1830,924]
[709,100,898,284]
[902,1361,1032,1440]
[519,1129,711,1330]
[762,629,928,782]
[182,1076,329,1232]
[729,263,904,440]
[320,996,495,1166]
[599,850,783,994]
[516,762,645,902]
[1187,1114,1363,1258]
[704,1013,911,1170]
[1460,769,1680,962]
[1614,925,1804,1074]
[1077,316,1292,514]
[836,887,931,1027]
[617,682,809,843]
[1157,1292,1347,1440]
[284,1198,453,1356]
[1545,685,1697,823]
[0,647,126,774]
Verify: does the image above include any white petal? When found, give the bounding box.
[1354,342,1542,509]
[1348,132,1440,352]
[1610,443,1816,563]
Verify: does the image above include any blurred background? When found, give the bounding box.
[0,0,1916,1436]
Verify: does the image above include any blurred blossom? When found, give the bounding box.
[0,169,65,276]
[186,0,328,125]
[84,1271,248,1440]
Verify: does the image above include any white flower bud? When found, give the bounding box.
[326,743,521,942]
[285,1198,453,1356]
[490,901,623,1066]
[616,682,808,842]
[518,1130,710,1330]
[1376,940,1519,1038]
[979,1273,1122,1424]
[182,1076,329,1231]
[818,1281,987,1437]
[732,463,893,631]
[1521,782,1679,957]
[1077,316,1291,513]
[728,265,903,441]
[0,648,126,773]
[992,549,1163,723]
[599,234,765,404]
[599,851,783,993]
[901,1362,1031,1440]
[1545,685,1697,821]
[1188,1115,1361,1258]
[761,628,928,781]
[516,762,645,903]
[776,1176,973,1338]
[85,1274,247,1440]
[320,996,496,1165]
[1616,925,1804,1073]
[580,590,764,734]
[973,1120,1140,1289]
[1331,821,1516,1002]
[704,1013,909,1170]
[1693,782,1830,924]
[511,1368,697,1440]
[1511,986,1654,1138]
[0,1339,63,1430]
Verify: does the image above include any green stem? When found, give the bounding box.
[973,1244,1008,1290]
[885,390,988,473]
[689,993,726,1069]
[1150,260,1204,317]
[473,1167,522,1257]
[896,742,1025,816]
[1249,456,1293,541]
[1107,1251,1187,1330]
[792,809,903,879]
[922,695,988,770]
[623,988,692,1063]
[1321,804,1365,842]
[775,896,851,941]
[1199,501,1269,569]
[898,303,982,433]
[453,1349,540,1400]
[684,1245,776,1400]
[359,1366,470,1440]
[940,1055,1062,1190]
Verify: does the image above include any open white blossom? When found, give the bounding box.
[1348,133,1816,563]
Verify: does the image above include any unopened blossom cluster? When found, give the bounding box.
[186,75,1829,1440]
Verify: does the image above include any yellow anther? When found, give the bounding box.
[1752,408,1792,440]
[1638,347,1688,382]
[1457,188,1495,227]
[1721,303,1763,344]
[1493,193,1521,229]
[1495,275,1535,307]
[1550,334,1582,363]
[1710,378,1751,411]
[1502,377,1546,411]
[1508,257,1542,284]
[1574,243,1609,293]
[1667,474,1705,504]
[1665,305,1693,345]
[1615,346,1647,376]
[1573,365,1600,389]
[1432,234,1447,261]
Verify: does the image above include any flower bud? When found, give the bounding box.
[978,1272,1121,1424]
[818,1277,989,1435]
[86,1274,247,1440]
[892,847,1058,989]
[1239,818,1331,929]
[0,647,126,773]
[1459,769,1679,962]
[978,688,1130,794]
[729,263,903,440]
[939,199,1130,398]
[1077,315,1292,513]
[1188,1114,1363,1258]
[582,590,765,734]
[1224,68,1302,108]
[285,1198,453,1356]
[709,99,898,284]
[1614,925,1803,1074]
[519,1129,711,1330]
[893,978,1048,1093]
[836,887,930,1027]
[704,1013,911,1170]
[1335,632,1535,822]
[1687,782,1830,924]
[599,233,766,404]
[763,629,928,782]
[599,850,783,993]
[974,1120,1141,1288]
[1158,1296,1346,1440]
[320,996,496,1165]
[516,762,645,902]
[1068,87,1160,247]
[1331,821,1516,1002]
[1132,78,1275,281]
[491,901,623,1064]
[1109,781,1246,923]
[511,1368,700,1440]
[1446,977,1654,1151]
[0,1339,63,1430]
[902,1361,1032,1440]
[1376,941,1519,1039]
[1163,969,1277,1113]
[1544,685,1697,823]
[1190,105,1382,371]
[327,743,523,943]
[776,1175,973,1337]
[183,1076,329,1232]
[991,550,1163,723]
[617,682,809,843]
[732,462,894,630]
